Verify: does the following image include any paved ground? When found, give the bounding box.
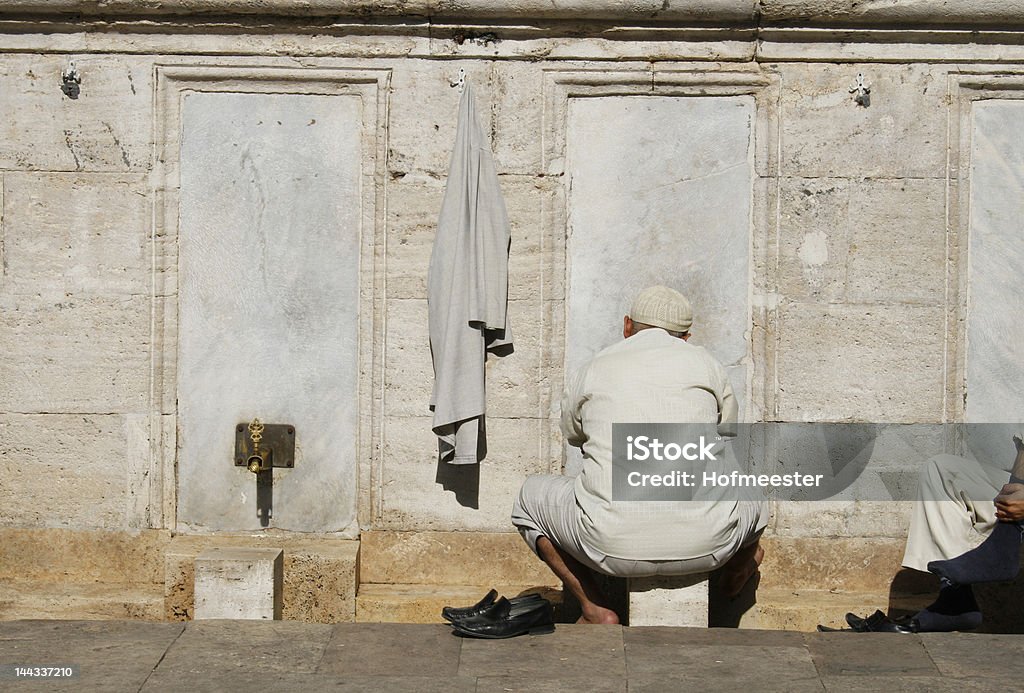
[1,619,1022,692]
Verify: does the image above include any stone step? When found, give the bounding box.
[757,536,907,593]
[355,583,563,624]
[722,587,922,632]
[358,530,555,587]
[0,579,164,621]
[164,534,359,622]
[0,528,171,584]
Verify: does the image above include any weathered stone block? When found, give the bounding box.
[0,294,149,413]
[1,173,149,296]
[779,63,946,178]
[491,63,544,175]
[385,171,548,301]
[194,547,284,620]
[763,422,944,503]
[387,61,495,177]
[385,173,445,300]
[0,55,151,172]
[384,298,544,419]
[378,415,550,531]
[383,298,433,418]
[771,500,915,539]
[359,530,556,587]
[283,541,359,623]
[0,527,170,584]
[0,414,128,529]
[776,303,944,422]
[777,178,851,302]
[846,179,946,304]
[483,299,546,419]
[777,176,949,304]
[757,536,906,592]
[165,535,358,622]
[628,573,709,627]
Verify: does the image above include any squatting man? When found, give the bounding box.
[512,286,766,624]
[884,433,1024,631]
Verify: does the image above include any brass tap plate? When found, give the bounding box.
[234,423,296,469]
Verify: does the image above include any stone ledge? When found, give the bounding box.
[0,1,756,22]
[0,579,164,621]
[2,0,1024,29]
[359,530,558,587]
[0,527,171,585]
[355,583,562,623]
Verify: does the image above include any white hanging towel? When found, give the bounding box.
[428,81,514,465]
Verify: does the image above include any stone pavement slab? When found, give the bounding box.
[0,620,183,693]
[1,619,1023,692]
[820,676,1001,692]
[142,673,477,693]
[139,619,332,689]
[475,676,626,693]
[624,626,822,692]
[920,632,1024,679]
[318,623,461,677]
[806,631,939,677]
[457,623,625,680]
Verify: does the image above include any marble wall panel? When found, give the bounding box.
[965,100,1024,425]
[564,94,753,397]
[176,91,362,533]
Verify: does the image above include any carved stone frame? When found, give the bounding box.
[150,64,390,532]
[538,67,781,471]
[946,71,1024,429]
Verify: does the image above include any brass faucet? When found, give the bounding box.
[246,418,271,473]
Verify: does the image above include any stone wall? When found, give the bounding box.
[2,4,1023,548]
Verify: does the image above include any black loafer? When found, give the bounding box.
[441,589,499,622]
[444,592,547,624]
[451,597,555,639]
[817,610,917,633]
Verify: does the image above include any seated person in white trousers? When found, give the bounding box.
[512,286,767,625]
[901,435,1024,631]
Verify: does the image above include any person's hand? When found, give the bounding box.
[1014,434,1024,454]
[994,483,1024,522]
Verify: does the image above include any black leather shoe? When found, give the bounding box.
[817,610,917,633]
[444,592,547,624]
[441,589,499,622]
[451,597,554,639]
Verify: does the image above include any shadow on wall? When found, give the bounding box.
[436,459,481,509]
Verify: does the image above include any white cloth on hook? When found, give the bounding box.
[428,81,513,465]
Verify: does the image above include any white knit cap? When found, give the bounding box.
[629,285,693,333]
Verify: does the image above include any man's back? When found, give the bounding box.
[562,328,739,561]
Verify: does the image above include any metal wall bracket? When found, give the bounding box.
[234,423,295,469]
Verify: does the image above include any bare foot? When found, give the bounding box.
[719,541,765,598]
[576,604,620,625]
